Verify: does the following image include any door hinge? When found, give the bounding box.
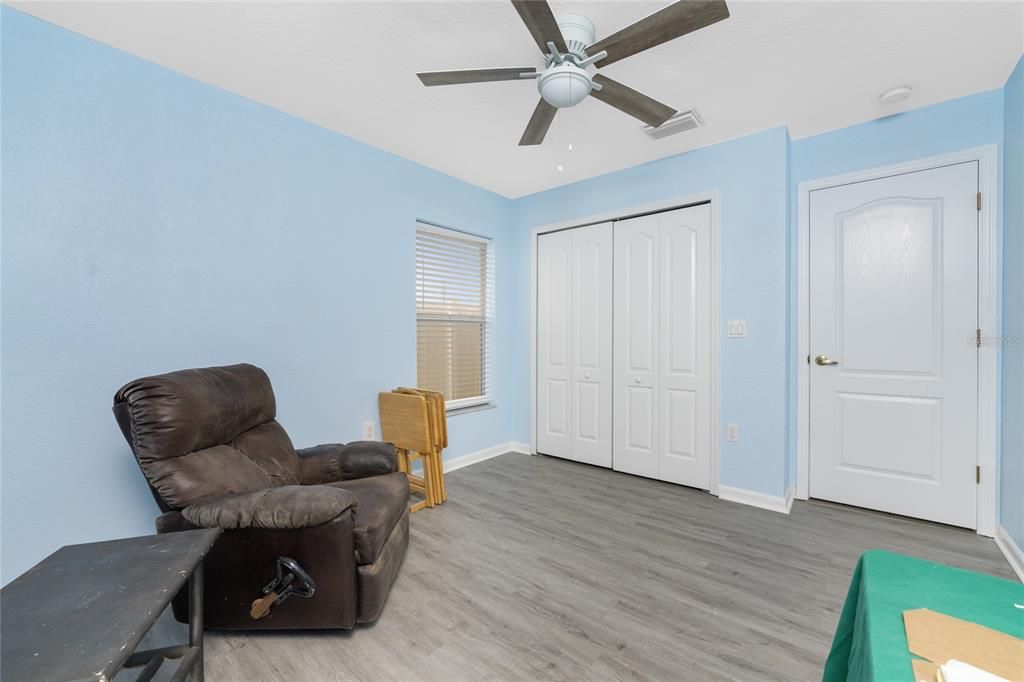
[976,465,981,484]
[976,328,982,348]
[977,191,982,211]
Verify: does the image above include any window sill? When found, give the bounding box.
[446,401,496,417]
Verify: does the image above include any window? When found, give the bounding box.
[415,223,494,411]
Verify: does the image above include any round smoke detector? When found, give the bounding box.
[538,63,593,108]
[879,85,912,105]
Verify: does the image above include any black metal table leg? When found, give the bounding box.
[188,561,205,682]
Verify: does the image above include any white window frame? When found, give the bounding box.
[415,222,495,413]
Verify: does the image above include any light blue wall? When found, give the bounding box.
[514,87,1009,500]
[0,7,527,583]
[789,88,1006,488]
[2,5,1019,586]
[783,128,794,489]
[514,127,792,498]
[1001,55,1024,550]
[791,89,1005,185]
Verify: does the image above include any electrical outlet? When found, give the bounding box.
[726,424,739,442]
[727,320,747,338]
[362,421,376,440]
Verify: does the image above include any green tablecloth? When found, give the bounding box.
[823,550,1024,681]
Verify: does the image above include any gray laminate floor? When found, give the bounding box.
[155,452,1016,681]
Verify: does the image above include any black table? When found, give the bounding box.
[1,529,221,682]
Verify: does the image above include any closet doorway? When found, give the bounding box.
[531,196,720,492]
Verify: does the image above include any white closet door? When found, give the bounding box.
[537,229,573,459]
[571,223,613,467]
[613,204,713,487]
[659,204,711,488]
[613,214,660,478]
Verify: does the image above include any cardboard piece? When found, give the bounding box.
[903,608,1024,681]
[911,659,939,682]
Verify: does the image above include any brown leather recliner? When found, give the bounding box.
[112,363,409,630]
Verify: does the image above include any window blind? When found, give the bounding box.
[415,223,494,409]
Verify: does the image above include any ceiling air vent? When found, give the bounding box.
[642,109,703,140]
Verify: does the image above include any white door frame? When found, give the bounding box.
[529,191,722,495]
[796,145,999,536]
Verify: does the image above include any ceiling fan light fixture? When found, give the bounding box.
[538,63,593,108]
[420,0,732,146]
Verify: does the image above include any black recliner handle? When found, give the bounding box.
[250,557,316,619]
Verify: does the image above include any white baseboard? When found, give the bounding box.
[443,441,530,473]
[994,525,1024,582]
[718,484,794,515]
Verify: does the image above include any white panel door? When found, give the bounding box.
[571,223,613,467]
[659,204,712,488]
[809,162,979,528]
[537,229,573,459]
[614,214,660,478]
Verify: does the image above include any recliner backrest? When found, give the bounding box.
[113,363,301,510]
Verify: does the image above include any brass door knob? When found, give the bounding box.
[815,355,839,366]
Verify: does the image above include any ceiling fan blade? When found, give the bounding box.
[511,0,568,55]
[519,98,558,146]
[588,0,729,68]
[418,67,537,86]
[590,74,676,128]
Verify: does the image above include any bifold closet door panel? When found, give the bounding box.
[570,222,613,468]
[537,230,573,459]
[658,204,711,489]
[613,214,660,478]
[613,203,712,487]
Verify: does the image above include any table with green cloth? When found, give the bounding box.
[823,549,1024,681]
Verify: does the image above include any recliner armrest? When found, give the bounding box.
[297,441,398,484]
[181,485,356,529]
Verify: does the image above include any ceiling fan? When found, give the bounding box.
[417,0,730,146]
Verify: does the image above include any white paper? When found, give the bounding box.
[939,659,1009,682]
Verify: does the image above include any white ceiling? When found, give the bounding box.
[10,1,1024,198]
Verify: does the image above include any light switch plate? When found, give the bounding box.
[726,424,739,442]
[727,320,747,338]
[362,421,376,440]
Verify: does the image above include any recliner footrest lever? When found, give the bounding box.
[250,556,316,620]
